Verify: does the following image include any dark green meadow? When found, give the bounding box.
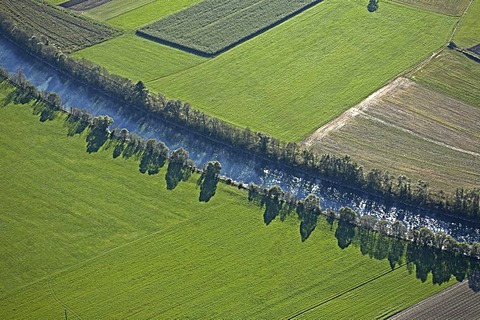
[0,0,120,53]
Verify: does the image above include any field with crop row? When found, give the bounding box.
[138,0,321,55]
[390,282,480,320]
[0,81,451,318]
[306,77,480,191]
[410,50,480,108]
[0,0,120,53]
[392,0,470,16]
[142,0,455,141]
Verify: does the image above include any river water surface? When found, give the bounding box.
[1,36,479,242]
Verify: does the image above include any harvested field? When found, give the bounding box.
[0,0,120,53]
[60,0,112,11]
[137,0,322,56]
[305,78,480,191]
[411,50,480,108]
[389,281,480,320]
[391,0,470,16]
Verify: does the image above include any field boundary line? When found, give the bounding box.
[287,263,407,319]
[358,113,480,158]
[104,0,156,22]
[448,0,475,44]
[387,281,464,319]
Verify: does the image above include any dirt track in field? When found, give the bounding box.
[303,76,480,190]
[302,77,410,147]
[389,281,480,320]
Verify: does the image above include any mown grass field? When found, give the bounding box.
[306,78,480,191]
[411,50,480,107]
[391,0,470,16]
[72,34,207,83]
[86,0,202,31]
[0,0,120,53]
[453,0,480,48]
[144,0,456,141]
[138,0,321,55]
[0,82,451,318]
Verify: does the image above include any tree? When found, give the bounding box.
[367,0,379,12]
[165,148,192,190]
[296,194,321,241]
[86,115,113,153]
[263,185,284,225]
[139,139,169,175]
[197,161,222,202]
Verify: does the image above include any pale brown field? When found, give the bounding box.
[305,78,480,191]
[389,281,480,320]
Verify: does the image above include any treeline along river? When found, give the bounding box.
[1,35,479,242]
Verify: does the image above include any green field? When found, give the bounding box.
[74,0,456,141]
[72,34,207,83]
[138,0,321,55]
[392,0,470,16]
[454,0,480,48]
[0,82,452,318]
[411,50,480,107]
[138,0,454,141]
[86,0,203,30]
[0,0,120,53]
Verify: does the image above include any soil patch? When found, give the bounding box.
[389,281,480,319]
[60,0,112,11]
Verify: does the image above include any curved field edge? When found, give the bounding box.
[0,82,452,318]
[145,0,456,141]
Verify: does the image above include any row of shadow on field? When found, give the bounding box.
[250,185,480,292]
[3,83,480,292]
[1,81,219,204]
[275,207,480,292]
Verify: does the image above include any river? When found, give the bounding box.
[1,36,479,242]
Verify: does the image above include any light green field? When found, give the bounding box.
[411,50,480,107]
[147,0,456,141]
[391,0,470,16]
[72,34,206,83]
[86,0,202,30]
[454,0,480,48]
[0,82,451,318]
